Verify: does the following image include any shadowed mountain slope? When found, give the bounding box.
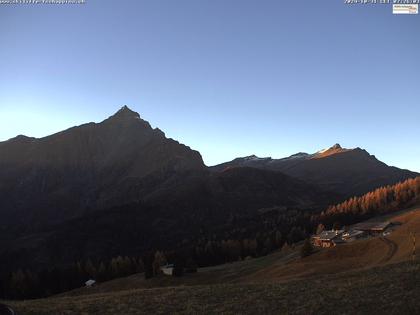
[0,106,204,227]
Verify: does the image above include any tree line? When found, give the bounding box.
[0,208,311,300]
[315,177,420,228]
[0,256,144,300]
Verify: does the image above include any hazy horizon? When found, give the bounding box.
[1,0,419,172]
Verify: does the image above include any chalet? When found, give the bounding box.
[352,221,391,235]
[85,279,96,287]
[312,230,344,248]
[161,264,174,276]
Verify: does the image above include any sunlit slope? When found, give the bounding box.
[246,206,420,283]
[379,207,420,264]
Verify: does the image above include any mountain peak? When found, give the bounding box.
[102,106,155,132]
[105,105,151,124]
[4,134,36,144]
[113,105,141,119]
[313,143,350,159]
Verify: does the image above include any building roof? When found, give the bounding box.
[85,279,96,286]
[352,221,391,231]
[343,230,365,239]
[314,230,344,241]
[162,264,174,269]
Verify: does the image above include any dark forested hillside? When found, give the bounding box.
[0,166,338,274]
[0,165,339,299]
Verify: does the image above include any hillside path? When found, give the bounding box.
[379,237,398,263]
[0,304,15,315]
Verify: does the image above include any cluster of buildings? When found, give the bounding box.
[312,221,393,248]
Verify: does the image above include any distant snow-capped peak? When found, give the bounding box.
[241,155,271,161]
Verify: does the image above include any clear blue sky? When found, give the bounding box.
[0,0,419,171]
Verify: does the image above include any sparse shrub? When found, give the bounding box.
[300,238,313,258]
[172,256,185,277]
[332,221,341,231]
[316,223,325,234]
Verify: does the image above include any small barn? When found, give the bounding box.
[161,264,174,276]
[312,230,344,248]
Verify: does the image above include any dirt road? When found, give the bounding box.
[0,304,15,315]
[379,237,398,263]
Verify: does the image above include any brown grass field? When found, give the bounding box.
[4,206,420,315]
